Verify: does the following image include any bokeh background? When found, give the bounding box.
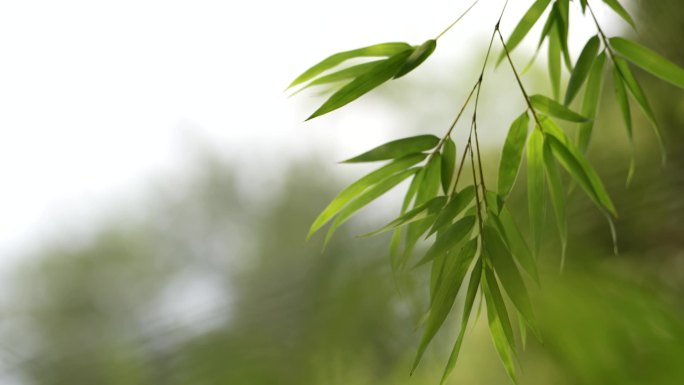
[0,1,683,384]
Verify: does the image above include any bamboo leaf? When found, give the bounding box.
[395,39,437,79]
[565,35,600,105]
[411,241,478,374]
[289,42,412,88]
[548,21,562,100]
[613,65,635,184]
[610,37,684,89]
[324,168,418,245]
[307,50,413,120]
[602,0,636,29]
[360,196,446,237]
[429,185,476,235]
[577,52,606,152]
[483,268,518,383]
[556,0,572,71]
[498,112,530,200]
[308,154,426,238]
[543,141,568,268]
[441,138,457,194]
[342,135,439,163]
[391,169,426,268]
[530,94,590,122]
[290,60,384,96]
[497,0,553,65]
[415,216,476,268]
[527,128,545,254]
[440,258,482,385]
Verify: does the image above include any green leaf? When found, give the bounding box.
[542,140,568,268]
[530,94,590,122]
[307,49,413,120]
[483,225,537,335]
[308,154,426,238]
[288,42,412,88]
[429,185,476,236]
[613,65,635,184]
[565,35,600,106]
[556,0,573,71]
[290,60,384,96]
[440,258,482,385]
[498,112,530,200]
[602,0,636,29]
[527,128,545,254]
[391,169,426,268]
[610,37,684,89]
[411,241,477,374]
[342,135,439,163]
[613,57,666,163]
[548,20,562,100]
[545,133,617,216]
[395,39,437,79]
[497,0,553,65]
[577,52,606,152]
[415,216,476,268]
[324,168,418,245]
[360,196,446,237]
[483,268,518,383]
[441,138,457,194]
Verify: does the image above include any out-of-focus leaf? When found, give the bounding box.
[343,135,439,163]
[483,225,537,335]
[610,37,684,89]
[395,39,437,79]
[441,138,457,194]
[290,60,384,96]
[289,42,412,88]
[497,0,552,65]
[612,65,635,184]
[527,128,545,254]
[556,0,572,70]
[411,241,477,374]
[440,258,482,385]
[613,57,666,163]
[602,0,636,29]
[309,154,426,238]
[361,196,445,237]
[577,52,606,152]
[530,94,590,122]
[391,169,426,268]
[498,112,530,200]
[579,0,587,12]
[415,216,476,268]
[307,49,412,120]
[324,168,418,245]
[429,185,476,235]
[548,22,562,100]
[483,268,518,383]
[536,6,556,50]
[543,141,567,268]
[565,35,600,105]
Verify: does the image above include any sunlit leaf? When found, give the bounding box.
[411,241,477,374]
[441,138,457,194]
[361,196,446,237]
[610,37,684,89]
[308,154,426,238]
[498,112,530,200]
[577,52,606,152]
[602,0,636,29]
[530,94,590,122]
[395,39,437,79]
[324,168,418,245]
[307,49,413,120]
[565,35,600,105]
[289,42,412,88]
[527,128,545,254]
[483,268,518,383]
[429,185,476,235]
[343,135,439,163]
[415,216,476,268]
[548,22,562,100]
[497,0,553,65]
[290,60,384,96]
[542,141,567,268]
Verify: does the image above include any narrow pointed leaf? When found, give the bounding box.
[497,0,552,65]
[307,50,413,120]
[291,60,384,96]
[484,269,518,383]
[527,128,545,254]
[441,138,457,194]
[288,42,412,88]
[498,112,530,199]
[565,35,600,105]
[391,169,426,268]
[485,267,516,351]
[395,39,437,79]
[324,168,418,245]
[343,135,439,163]
[602,0,636,29]
[411,241,477,373]
[429,185,476,235]
[556,0,573,71]
[577,52,606,152]
[530,94,590,122]
[610,37,684,89]
[613,65,635,185]
[548,22,562,100]
[361,196,446,237]
[415,216,476,268]
[543,141,568,267]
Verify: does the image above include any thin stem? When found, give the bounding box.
[435,0,480,40]
[451,140,472,195]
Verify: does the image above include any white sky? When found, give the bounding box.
[0,0,619,267]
